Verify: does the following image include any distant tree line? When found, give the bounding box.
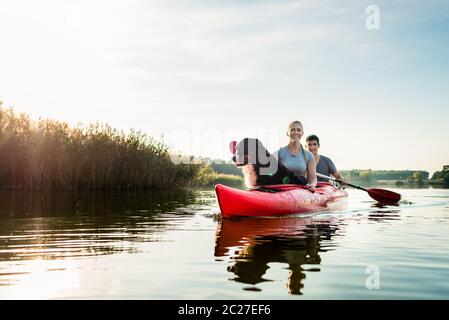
[211,166,432,182]
[340,169,429,182]
[0,104,200,190]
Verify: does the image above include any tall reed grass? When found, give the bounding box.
[0,102,199,190]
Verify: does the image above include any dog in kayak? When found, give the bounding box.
[231,138,307,188]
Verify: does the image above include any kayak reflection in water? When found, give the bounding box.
[214,217,339,295]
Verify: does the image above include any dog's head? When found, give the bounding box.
[230,138,307,186]
[231,138,272,167]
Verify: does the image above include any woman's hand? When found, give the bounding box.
[304,184,315,193]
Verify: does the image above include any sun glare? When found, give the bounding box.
[3,259,80,299]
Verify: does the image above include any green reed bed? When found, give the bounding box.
[0,103,200,191]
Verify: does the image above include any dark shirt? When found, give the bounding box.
[316,155,337,182]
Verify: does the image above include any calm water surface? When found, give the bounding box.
[0,187,448,299]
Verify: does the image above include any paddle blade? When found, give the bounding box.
[368,188,401,205]
[229,140,237,155]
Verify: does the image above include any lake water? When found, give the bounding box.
[0,187,448,299]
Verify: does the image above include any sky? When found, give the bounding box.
[1,0,448,174]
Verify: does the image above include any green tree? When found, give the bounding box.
[444,173,449,186]
[412,171,422,182]
[359,170,372,182]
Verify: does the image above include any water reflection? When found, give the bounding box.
[368,210,401,222]
[0,190,197,218]
[0,190,198,261]
[214,216,340,295]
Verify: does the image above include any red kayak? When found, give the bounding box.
[215,182,348,218]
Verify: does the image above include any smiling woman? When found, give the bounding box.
[275,121,316,188]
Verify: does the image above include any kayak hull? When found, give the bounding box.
[215,183,348,218]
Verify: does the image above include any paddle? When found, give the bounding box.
[316,173,401,205]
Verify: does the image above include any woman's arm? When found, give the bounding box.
[307,157,317,187]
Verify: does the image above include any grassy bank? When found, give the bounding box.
[0,104,200,191]
[194,165,243,187]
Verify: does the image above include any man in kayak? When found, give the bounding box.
[305,134,345,184]
[231,138,307,188]
[275,121,317,189]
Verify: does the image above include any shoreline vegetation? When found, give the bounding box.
[0,104,201,191]
[1,103,446,190]
[205,164,449,188]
